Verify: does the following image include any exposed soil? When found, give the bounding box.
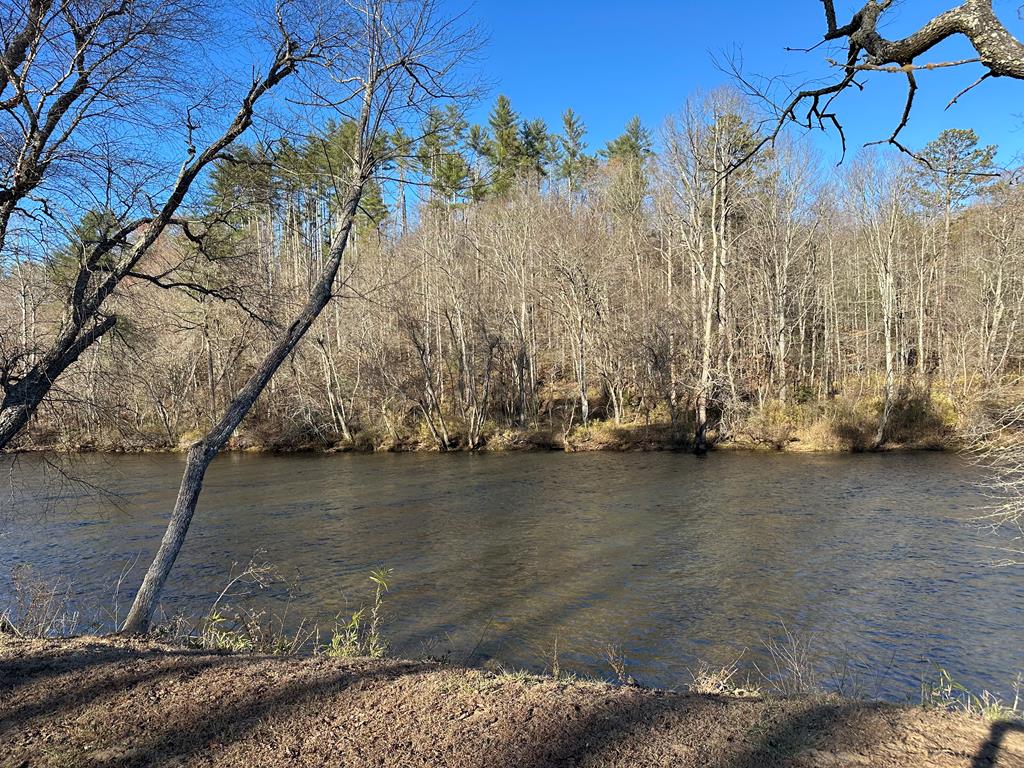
[2,637,1021,767]
[9,409,961,456]
[8,433,955,456]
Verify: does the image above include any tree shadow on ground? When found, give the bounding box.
[508,690,697,767]
[1,640,432,768]
[87,660,430,768]
[722,699,881,768]
[0,657,229,741]
[504,692,880,768]
[972,720,1024,768]
[5,641,1019,768]
[0,642,234,738]
[0,638,191,692]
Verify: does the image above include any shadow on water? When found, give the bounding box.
[2,451,1022,701]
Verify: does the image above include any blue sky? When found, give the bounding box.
[448,0,1024,166]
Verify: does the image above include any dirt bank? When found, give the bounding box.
[2,636,1021,767]
[7,428,956,456]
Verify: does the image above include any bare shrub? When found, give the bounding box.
[757,623,821,696]
[604,643,636,686]
[1,565,79,638]
[965,398,1024,565]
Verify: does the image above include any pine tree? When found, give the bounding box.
[602,116,654,220]
[485,95,524,196]
[418,105,472,206]
[356,178,389,237]
[914,128,997,212]
[312,121,390,234]
[558,108,595,196]
[206,144,277,261]
[911,128,997,375]
[519,117,557,188]
[49,209,124,288]
[208,144,276,221]
[603,116,653,165]
[466,124,491,202]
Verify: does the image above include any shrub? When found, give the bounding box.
[688,658,761,698]
[0,565,79,638]
[324,567,393,659]
[921,665,1023,721]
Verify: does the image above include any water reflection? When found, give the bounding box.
[1,450,1021,700]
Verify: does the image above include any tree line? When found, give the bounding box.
[2,86,1022,454]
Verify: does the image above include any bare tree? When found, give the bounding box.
[120,0,475,633]
[661,90,756,453]
[847,154,911,448]
[0,0,328,450]
[0,0,201,252]
[4,75,1023,464]
[969,400,1024,565]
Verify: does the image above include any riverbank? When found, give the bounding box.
[7,415,961,455]
[10,389,971,455]
[2,636,1020,768]
[4,434,959,456]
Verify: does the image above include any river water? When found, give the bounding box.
[1,451,1021,700]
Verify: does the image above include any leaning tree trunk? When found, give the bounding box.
[0,315,117,448]
[120,179,366,635]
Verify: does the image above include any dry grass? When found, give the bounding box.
[729,390,962,453]
[687,658,762,698]
[3,635,1020,768]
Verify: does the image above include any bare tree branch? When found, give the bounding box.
[732,0,1024,168]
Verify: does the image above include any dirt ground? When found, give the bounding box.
[1,636,1021,768]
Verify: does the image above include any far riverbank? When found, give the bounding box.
[5,416,960,456]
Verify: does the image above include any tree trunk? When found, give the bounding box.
[120,178,366,635]
[0,316,117,448]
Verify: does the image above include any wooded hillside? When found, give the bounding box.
[2,90,1021,452]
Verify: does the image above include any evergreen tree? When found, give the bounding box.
[914,128,997,212]
[519,117,558,187]
[356,178,389,236]
[205,145,278,262]
[208,145,276,222]
[602,116,654,220]
[50,209,124,288]
[418,105,472,206]
[466,124,491,202]
[558,108,595,196]
[485,95,524,196]
[305,121,390,235]
[602,116,653,166]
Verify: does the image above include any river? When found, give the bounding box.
[1,451,1021,701]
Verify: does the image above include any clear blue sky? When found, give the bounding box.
[449,0,1024,166]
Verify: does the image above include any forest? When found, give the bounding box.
[2,87,1019,454]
